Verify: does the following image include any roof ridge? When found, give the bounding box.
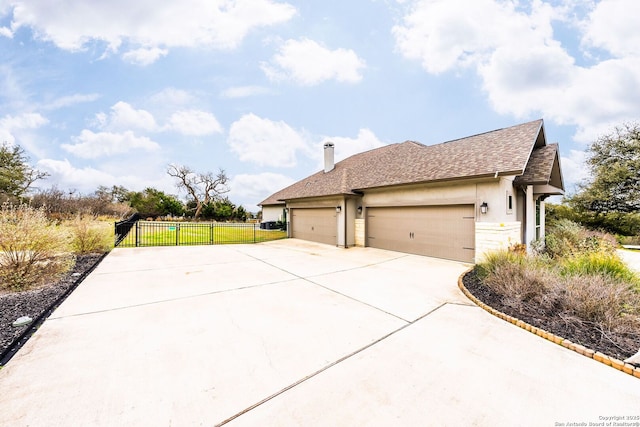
[436,118,543,146]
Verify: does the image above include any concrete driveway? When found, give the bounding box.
[1,239,639,426]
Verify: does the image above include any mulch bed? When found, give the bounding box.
[462,269,640,363]
[0,253,106,365]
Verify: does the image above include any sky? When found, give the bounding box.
[1,0,639,212]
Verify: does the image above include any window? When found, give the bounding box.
[506,192,513,214]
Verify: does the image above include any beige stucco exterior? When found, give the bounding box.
[276,176,542,262]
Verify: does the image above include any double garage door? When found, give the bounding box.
[290,208,336,245]
[367,205,475,263]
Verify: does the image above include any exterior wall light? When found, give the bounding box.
[336,206,342,213]
[480,202,488,214]
[357,206,363,215]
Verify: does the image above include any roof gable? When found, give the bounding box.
[514,143,565,192]
[261,119,548,205]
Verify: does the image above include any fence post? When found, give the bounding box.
[210,223,214,244]
[253,223,256,243]
[176,223,180,246]
[135,221,140,247]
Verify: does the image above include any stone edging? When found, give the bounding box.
[458,269,640,380]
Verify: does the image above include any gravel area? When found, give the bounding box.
[0,253,106,365]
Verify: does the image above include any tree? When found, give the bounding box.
[0,142,48,202]
[128,188,184,218]
[569,123,640,214]
[95,185,130,203]
[167,164,229,219]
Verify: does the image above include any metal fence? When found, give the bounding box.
[114,220,287,247]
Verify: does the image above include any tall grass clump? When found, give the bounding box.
[476,249,556,313]
[560,275,640,332]
[0,204,74,292]
[67,214,113,254]
[559,252,640,288]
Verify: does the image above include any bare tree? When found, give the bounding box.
[167,164,230,219]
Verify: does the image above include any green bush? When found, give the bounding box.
[67,214,113,254]
[559,252,640,288]
[0,204,73,291]
[544,219,616,259]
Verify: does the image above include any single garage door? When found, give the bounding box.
[291,208,337,245]
[367,205,475,262]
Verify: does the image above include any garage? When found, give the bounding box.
[291,208,337,245]
[366,205,475,263]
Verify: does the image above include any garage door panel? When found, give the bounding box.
[367,205,475,263]
[291,208,336,246]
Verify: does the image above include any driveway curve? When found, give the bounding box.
[1,239,639,426]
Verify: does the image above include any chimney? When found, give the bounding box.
[323,142,335,173]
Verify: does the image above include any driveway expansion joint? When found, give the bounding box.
[457,268,640,380]
[216,301,452,426]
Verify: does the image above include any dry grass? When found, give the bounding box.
[66,214,113,254]
[0,205,74,292]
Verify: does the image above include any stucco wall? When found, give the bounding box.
[475,221,522,262]
[262,205,285,222]
[362,178,519,225]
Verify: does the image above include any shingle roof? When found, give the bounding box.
[261,119,547,205]
[514,143,564,189]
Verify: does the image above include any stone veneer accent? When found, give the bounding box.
[355,219,365,247]
[475,221,521,262]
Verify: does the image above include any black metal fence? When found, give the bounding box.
[114,220,287,247]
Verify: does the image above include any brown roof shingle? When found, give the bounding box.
[261,119,547,205]
[514,143,564,189]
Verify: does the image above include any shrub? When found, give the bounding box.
[559,252,640,288]
[478,251,556,313]
[475,249,527,280]
[0,204,73,291]
[559,274,640,332]
[544,219,616,259]
[67,214,113,254]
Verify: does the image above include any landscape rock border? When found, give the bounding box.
[0,252,108,366]
[458,269,640,380]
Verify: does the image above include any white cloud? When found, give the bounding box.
[220,85,273,98]
[122,47,168,66]
[5,0,297,63]
[0,112,48,145]
[324,128,386,163]
[581,0,640,57]
[62,129,160,158]
[393,0,640,142]
[0,26,12,38]
[95,101,158,132]
[149,88,197,107]
[261,38,366,85]
[227,113,310,167]
[230,172,295,208]
[1,112,49,130]
[42,93,100,110]
[165,110,223,136]
[37,158,117,191]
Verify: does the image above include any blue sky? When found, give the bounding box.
[1,0,639,211]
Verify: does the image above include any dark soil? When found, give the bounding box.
[0,253,106,365]
[462,269,640,363]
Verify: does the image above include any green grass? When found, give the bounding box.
[119,222,287,247]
